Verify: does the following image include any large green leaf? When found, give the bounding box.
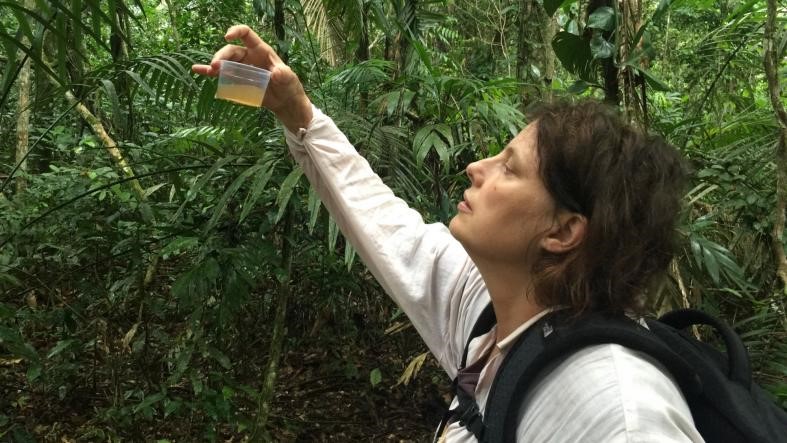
[133,392,166,414]
[552,31,595,82]
[413,124,453,167]
[47,339,77,359]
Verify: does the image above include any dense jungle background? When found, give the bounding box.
[1,0,786,440]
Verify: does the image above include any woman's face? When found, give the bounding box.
[449,122,557,266]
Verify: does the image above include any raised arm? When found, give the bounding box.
[192,26,489,377]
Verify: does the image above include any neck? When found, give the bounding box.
[472,257,546,343]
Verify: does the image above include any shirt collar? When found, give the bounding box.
[496,307,559,351]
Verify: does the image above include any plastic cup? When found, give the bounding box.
[215,60,270,107]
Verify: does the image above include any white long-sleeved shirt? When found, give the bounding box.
[284,106,704,442]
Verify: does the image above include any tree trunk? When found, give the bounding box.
[764,0,787,293]
[517,0,537,108]
[110,1,133,138]
[588,0,619,105]
[253,207,294,437]
[621,0,647,127]
[542,13,557,101]
[517,0,554,109]
[163,0,181,47]
[14,11,34,194]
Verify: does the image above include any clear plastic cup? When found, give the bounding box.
[215,60,271,107]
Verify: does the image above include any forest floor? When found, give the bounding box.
[266,339,448,442]
[2,322,449,442]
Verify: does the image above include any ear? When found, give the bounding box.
[540,212,587,254]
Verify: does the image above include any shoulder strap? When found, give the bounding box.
[483,311,701,443]
[658,308,751,388]
[432,302,496,443]
[461,302,497,368]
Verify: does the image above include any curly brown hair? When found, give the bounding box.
[529,100,687,315]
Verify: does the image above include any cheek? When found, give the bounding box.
[493,194,554,242]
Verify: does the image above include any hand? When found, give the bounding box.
[192,25,313,132]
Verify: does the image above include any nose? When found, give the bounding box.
[466,157,488,186]
[466,160,481,186]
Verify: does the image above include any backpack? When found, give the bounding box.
[435,305,787,443]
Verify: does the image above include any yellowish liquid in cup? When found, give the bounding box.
[215,83,265,107]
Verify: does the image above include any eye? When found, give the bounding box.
[503,162,514,174]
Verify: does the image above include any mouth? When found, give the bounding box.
[457,192,472,213]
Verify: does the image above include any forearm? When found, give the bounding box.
[272,93,313,134]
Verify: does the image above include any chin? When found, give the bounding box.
[448,217,466,243]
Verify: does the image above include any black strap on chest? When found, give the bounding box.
[432,303,496,442]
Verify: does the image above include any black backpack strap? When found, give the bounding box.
[454,387,487,440]
[432,302,496,442]
[461,302,497,368]
[647,310,775,442]
[483,311,701,443]
[658,308,751,388]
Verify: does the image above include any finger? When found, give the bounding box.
[225,25,264,49]
[191,64,217,77]
[224,25,282,67]
[193,44,249,77]
[211,44,247,64]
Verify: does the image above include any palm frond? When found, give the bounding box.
[302,0,344,65]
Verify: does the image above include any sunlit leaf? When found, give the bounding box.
[395,351,428,386]
[369,367,382,386]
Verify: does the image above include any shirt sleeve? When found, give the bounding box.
[283,106,490,378]
[516,344,705,442]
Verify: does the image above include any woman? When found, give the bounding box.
[193,25,703,442]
